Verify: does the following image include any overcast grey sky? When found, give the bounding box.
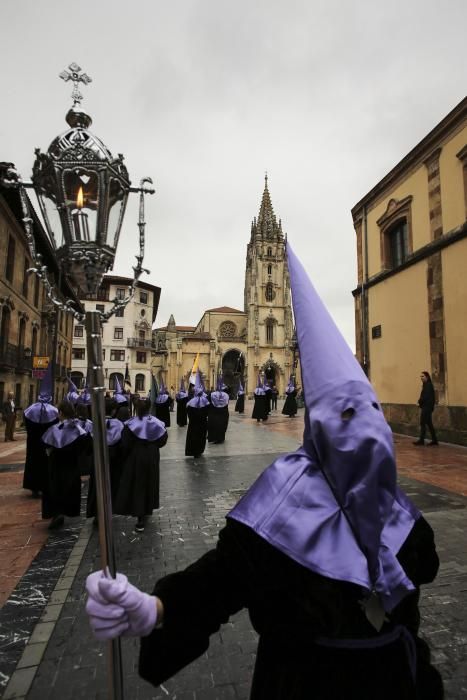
[1,0,466,346]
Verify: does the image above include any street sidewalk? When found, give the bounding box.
[1,405,467,698]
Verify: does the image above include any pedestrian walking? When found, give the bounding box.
[271,384,278,411]
[207,375,229,444]
[413,371,438,446]
[86,242,443,700]
[41,400,89,530]
[2,391,18,442]
[185,370,209,458]
[155,381,171,428]
[114,398,168,532]
[22,364,59,498]
[234,381,245,414]
[282,376,298,417]
[252,376,268,422]
[175,378,188,427]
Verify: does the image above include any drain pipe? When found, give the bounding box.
[361,206,369,377]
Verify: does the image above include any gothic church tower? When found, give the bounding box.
[244,176,294,395]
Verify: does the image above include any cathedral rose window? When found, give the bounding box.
[219,321,237,338]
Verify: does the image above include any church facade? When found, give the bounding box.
[151,178,299,396]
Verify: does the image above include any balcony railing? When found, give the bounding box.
[0,343,33,372]
[127,338,154,349]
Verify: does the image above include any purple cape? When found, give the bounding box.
[176,391,188,400]
[23,402,59,424]
[42,419,87,449]
[125,415,167,441]
[102,418,124,446]
[78,418,93,435]
[155,393,169,404]
[186,393,210,408]
[254,387,265,396]
[210,391,229,408]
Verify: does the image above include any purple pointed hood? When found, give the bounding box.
[187,370,209,408]
[254,374,265,396]
[155,380,169,404]
[77,386,92,406]
[176,377,188,400]
[24,364,59,423]
[66,376,80,405]
[211,375,229,408]
[125,414,167,441]
[114,377,128,405]
[229,242,420,613]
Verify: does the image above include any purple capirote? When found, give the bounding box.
[125,415,167,441]
[187,370,210,408]
[24,363,58,423]
[229,242,420,613]
[114,377,128,405]
[176,378,188,400]
[42,419,87,449]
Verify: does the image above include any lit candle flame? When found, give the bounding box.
[77,186,84,209]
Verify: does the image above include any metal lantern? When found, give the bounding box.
[32,63,131,294]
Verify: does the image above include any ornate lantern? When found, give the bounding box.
[32,63,131,294]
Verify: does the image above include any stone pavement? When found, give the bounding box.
[0,402,466,699]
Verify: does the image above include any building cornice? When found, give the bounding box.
[351,96,467,221]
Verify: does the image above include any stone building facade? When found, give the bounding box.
[152,178,300,396]
[71,275,160,395]
[352,96,467,443]
[0,178,80,413]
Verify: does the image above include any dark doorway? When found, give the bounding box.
[222,350,245,398]
[264,363,276,387]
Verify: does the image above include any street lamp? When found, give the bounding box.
[1,63,155,700]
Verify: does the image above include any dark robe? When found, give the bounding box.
[235,394,245,414]
[86,441,123,518]
[185,405,209,457]
[155,398,171,428]
[114,425,168,517]
[23,416,58,493]
[282,390,298,417]
[176,397,188,427]
[252,395,268,421]
[264,389,272,415]
[207,405,229,444]
[41,434,89,519]
[139,517,443,700]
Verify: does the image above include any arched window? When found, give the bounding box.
[265,283,274,302]
[135,373,145,391]
[267,247,272,257]
[109,372,124,391]
[266,319,274,344]
[267,264,272,275]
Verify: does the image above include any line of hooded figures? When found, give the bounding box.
[22,362,300,535]
[22,243,444,698]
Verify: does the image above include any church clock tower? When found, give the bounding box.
[244,176,294,396]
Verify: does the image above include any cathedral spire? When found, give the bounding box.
[257,173,281,239]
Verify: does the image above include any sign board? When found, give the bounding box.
[33,356,50,369]
[32,369,46,379]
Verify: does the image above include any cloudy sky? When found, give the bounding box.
[1,0,466,346]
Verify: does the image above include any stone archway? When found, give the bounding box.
[221,349,245,397]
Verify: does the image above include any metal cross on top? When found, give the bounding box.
[59,62,92,107]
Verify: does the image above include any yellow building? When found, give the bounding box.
[352,96,467,443]
[152,178,300,396]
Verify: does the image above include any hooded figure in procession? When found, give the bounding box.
[112,377,131,422]
[207,375,230,444]
[86,243,442,700]
[184,370,210,458]
[252,375,268,422]
[234,380,245,414]
[22,363,59,497]
[41,399,89,530]
[66,376,80,406]
[154,381,171,428]
[282,375,298,417]
[175,378,189,427]
[75,386,94,477]
[114,398,168,532]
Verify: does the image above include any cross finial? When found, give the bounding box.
[59,63,92,107]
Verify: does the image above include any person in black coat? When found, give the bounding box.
[41,400,89,529]
[207,378,229,444]
[413,371,438,446]
[234,382,245,414]
[185,371,209,458]
[114,399,168,532]
[155,383,171,428]
[282,378,298,417]
[252,379,268,422]
[22,366,59,497]
[86,244,444,699]
[175,379,189,427]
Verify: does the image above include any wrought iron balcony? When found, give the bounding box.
[0,343,33,372]
[127,338,154,349]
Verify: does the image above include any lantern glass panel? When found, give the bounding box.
[37,187,64,247]
[63,169,99,242]
[107,178,127,248]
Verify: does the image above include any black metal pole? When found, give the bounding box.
[85,310,124,700]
